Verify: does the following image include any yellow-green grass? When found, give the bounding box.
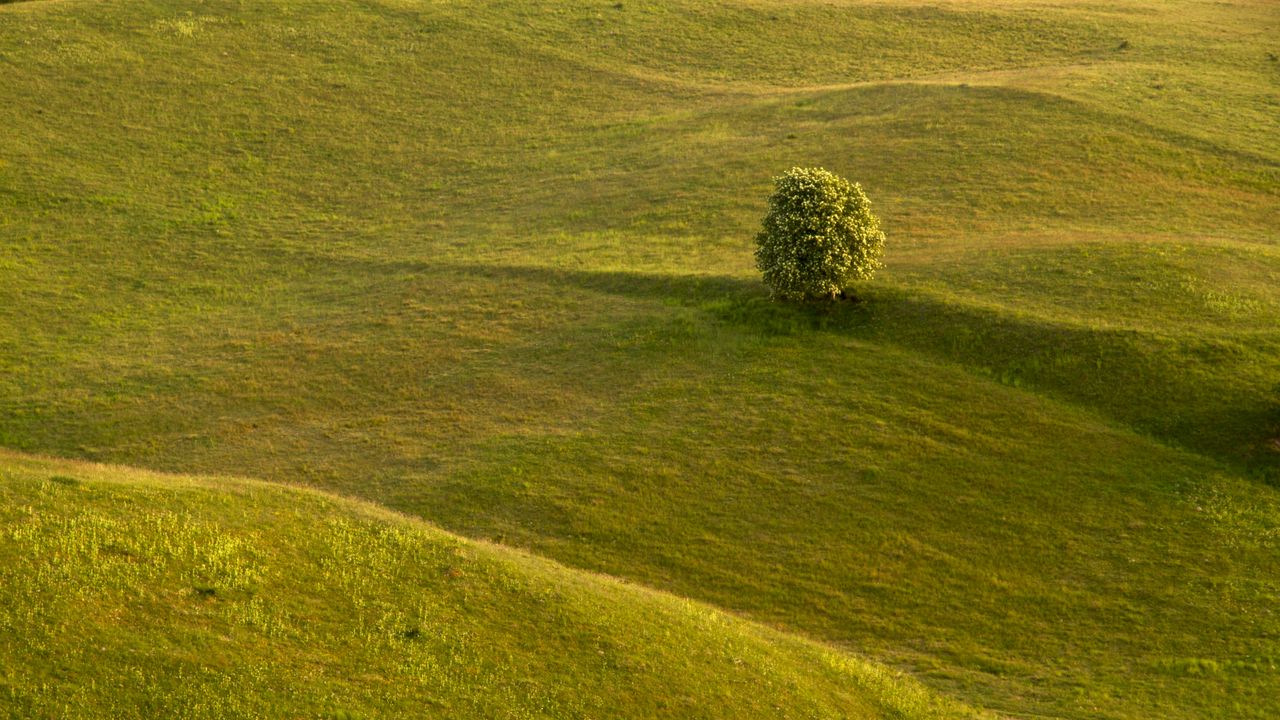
[1,0,1278,718]
[0,451,982,719]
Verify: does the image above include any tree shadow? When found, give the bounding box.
[442,262,876,333]
[440,262,1280,482]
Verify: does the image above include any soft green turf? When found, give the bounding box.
[0,451,982,719]
[1,0,1278,718]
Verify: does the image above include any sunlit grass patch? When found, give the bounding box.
[0,454,981,719]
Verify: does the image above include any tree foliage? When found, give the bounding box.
[754,167,885,300]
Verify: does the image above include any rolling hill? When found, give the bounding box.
[0,451,979,719]
[1,0,1277,717]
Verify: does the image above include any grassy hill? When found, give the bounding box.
[0,451,979,719]
[1,0,1277,718]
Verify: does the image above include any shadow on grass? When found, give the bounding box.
[447,263,1280,482]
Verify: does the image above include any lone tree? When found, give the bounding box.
[754,167,885,301]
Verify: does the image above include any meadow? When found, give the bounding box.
[1,0,1278,717]
[0,451,979,719]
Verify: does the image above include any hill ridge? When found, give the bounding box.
[0,448,983,719]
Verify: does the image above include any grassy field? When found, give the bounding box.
[0,451,980,719]
[1,0,1278,717]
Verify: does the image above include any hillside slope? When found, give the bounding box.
[0,451,980,720]
[1,0,1278,718]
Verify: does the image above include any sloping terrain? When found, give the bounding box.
[1,0,1278,718]
[0,451,977,719]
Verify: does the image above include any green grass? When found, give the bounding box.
[1,0,1278,718]
[0,451,980,719]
